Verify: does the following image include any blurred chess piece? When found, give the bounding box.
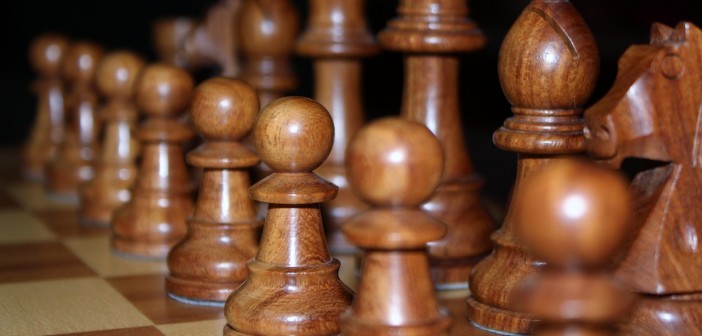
[22,34,69,181]
[46,41,103,203]
[152,17,194,68]
[515,159,636,335]
[378,0,495,288]
[296,0,378,254]
[79,51,144,226]
[111,64,195,259]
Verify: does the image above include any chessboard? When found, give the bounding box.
[0,148,491,336]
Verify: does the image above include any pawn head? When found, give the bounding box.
[62,42,103,85]
[134,63,194,117]
[29,34,70,78]
[191,78,259,141]
[95,51,145,99]
[254,96,333,172]
[517,159,632,268]
[346,118,444,207]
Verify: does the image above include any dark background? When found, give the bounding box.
[1,0,700,204]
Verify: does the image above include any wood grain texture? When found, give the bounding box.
[224,97,353,336]
[79,51,144,226]
[22,34,69,181]
[111,64,195,259]
[166,78,262,304]
[296,0,378,254]
[584,21,702,336]
[46,41,103,202]
[341,118,451,335]
[181,0,242,77]
[378,0,495,288]
[467,0,600,333]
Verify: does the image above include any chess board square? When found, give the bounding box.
[0,209,56,244]
[0,241,96,283]
[107,274,224,325]
[35,208,110,238]
[63,236,168,277]
[0,277,152,335]
[156,319,227,336]
[51,326,165,336]
[6,181,74,210]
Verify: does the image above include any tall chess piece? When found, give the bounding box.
[467,1,600,333]
[515,160,636,336]
[167,78,261,304]
[46,42,103,203]
[224,97,354,335]
[296,0,378,254]
[341,118,452,335]
[238,0,298,108]
[111,64,195,259]
[181,0,243,77]
[23,34,69,181]
[378,0,495,288]
[152,17,194,68]
[585,21,702,336]
[79,52,144,226]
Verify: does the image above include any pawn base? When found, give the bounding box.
[619,293,702,336]
[466,295,535,335]
[166,276,242,304]
[111,237,173,260]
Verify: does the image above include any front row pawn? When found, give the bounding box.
[515,160,636,335]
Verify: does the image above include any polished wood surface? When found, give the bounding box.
[296,0,378,254]
[467,0,600,333]
[166,78,261,304]
[46,41,103,202]
[378,0,495,288]
[585,21,702,336]
[224,97,353,335]
[78,51,144,226]
[182,0,242,77]
[22,34,70,181]
[111,64,195,259]
[515,160,635,336]
[238,0,298,108]
[152,17,195,67]
[341,118,451,335]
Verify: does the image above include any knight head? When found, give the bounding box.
[584,22,702,168]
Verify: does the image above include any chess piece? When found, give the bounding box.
[45,41,104,203]
[515,160,636,336]
[224,97,354,335]
[22,34,69,181]
[111,64,195,259]
[296,0,378,254]
[341,118,452,335]
[467,1,600,333]
[78,51,144,226]
[166,78,261,304]
[181,0,242,77]
[153,17,195,68]
[378,0,495,288]
[585,21,702,336]
[238,0,298,108]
